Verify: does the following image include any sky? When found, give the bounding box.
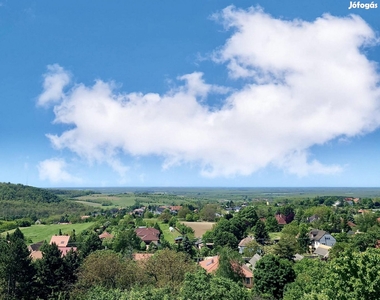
[1,0,380,188]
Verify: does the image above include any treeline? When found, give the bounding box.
[49,189,101,198]
[0,183,60,203]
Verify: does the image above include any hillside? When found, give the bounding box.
[0,182,60,203]
[0,183,88,220]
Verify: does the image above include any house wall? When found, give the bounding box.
[316,234,336,247]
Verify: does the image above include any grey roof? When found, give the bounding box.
[310,229,327,241]
[313,245,331,257]
[294,253,304,261]
[249,254,262,269]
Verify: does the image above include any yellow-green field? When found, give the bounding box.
[3,222,95,244]
[73,194,136,207]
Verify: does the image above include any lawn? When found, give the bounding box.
[269,232,282,240]
[3,222,95,244]
[159,222,182,242]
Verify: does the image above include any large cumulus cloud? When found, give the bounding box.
[38,6,380,180]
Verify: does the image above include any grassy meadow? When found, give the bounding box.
[3,222,95,244]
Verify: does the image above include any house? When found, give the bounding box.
[275,214,287,225]
[49,235,77,257]
[306,215,319,223]
[248,254,262,269]
[309,229,336,248]
[28,241,44,260]
[238,237,254,254]
[50,235,70,247]
[135,227,160,245]
[313,244,332,259]
[198,256,253,288]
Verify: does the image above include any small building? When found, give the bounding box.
[49,235,77,257]
[314,245,332,259]
[309,229,336,248]
[249,254,262,269]
[135,227,160,245]
[238,237,254,254]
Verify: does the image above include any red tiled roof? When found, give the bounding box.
[170,206,182,211]
[199,256,219,273]
[275,214,287,225]
[50,235,70,247]
[199,256,252,278]
[99,232,114,239]
[135,228,160,243]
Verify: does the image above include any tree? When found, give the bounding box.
[265,216,280,232]
[274,234,297,261]
[216,247,244,283]
[180,269,249,300]
[75,250,139,291]
[254,254,296,299]
[142,248,196,289]
[297,224,310,253]
[238,206,259,228]
[200,204,218,222]
[34,242,67,299]
[112,230,141,256]
[254,220,269,245]
[321,249,380,300]
[283,259,326,300]
[242,240,262,257]
[0,231,35,300]
[78,231,103,258]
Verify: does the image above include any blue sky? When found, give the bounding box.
[1,0,380,187]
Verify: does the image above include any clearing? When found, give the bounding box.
[181,221,215,238]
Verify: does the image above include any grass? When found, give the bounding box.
[180,221,215,238]
[159,222,181,242]
[73,194,136,207]
[269,232,282,240]
[3,222,95,244]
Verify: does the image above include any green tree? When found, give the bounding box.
[34,242,67,299]
[200,204,218,222]
[283,259,326,300]
[265,216,280,232]
[297,225,310,253]
[322,249,380,300]
[215,247,244,283]
[254,220,269,245]
[112,230,141,256]
[254,254,296,299]
[0,231,35,300]
[78,231,103,258]
[180,269,249,300]
[274,234,297,261]
[143,248,196,289]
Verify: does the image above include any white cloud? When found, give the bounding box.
[38,7,380,178]
[38,158,81,183]
[37,64,71,106]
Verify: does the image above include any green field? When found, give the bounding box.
[3,223,95,244]
[73,194,136,207]
[159,223,182,242]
